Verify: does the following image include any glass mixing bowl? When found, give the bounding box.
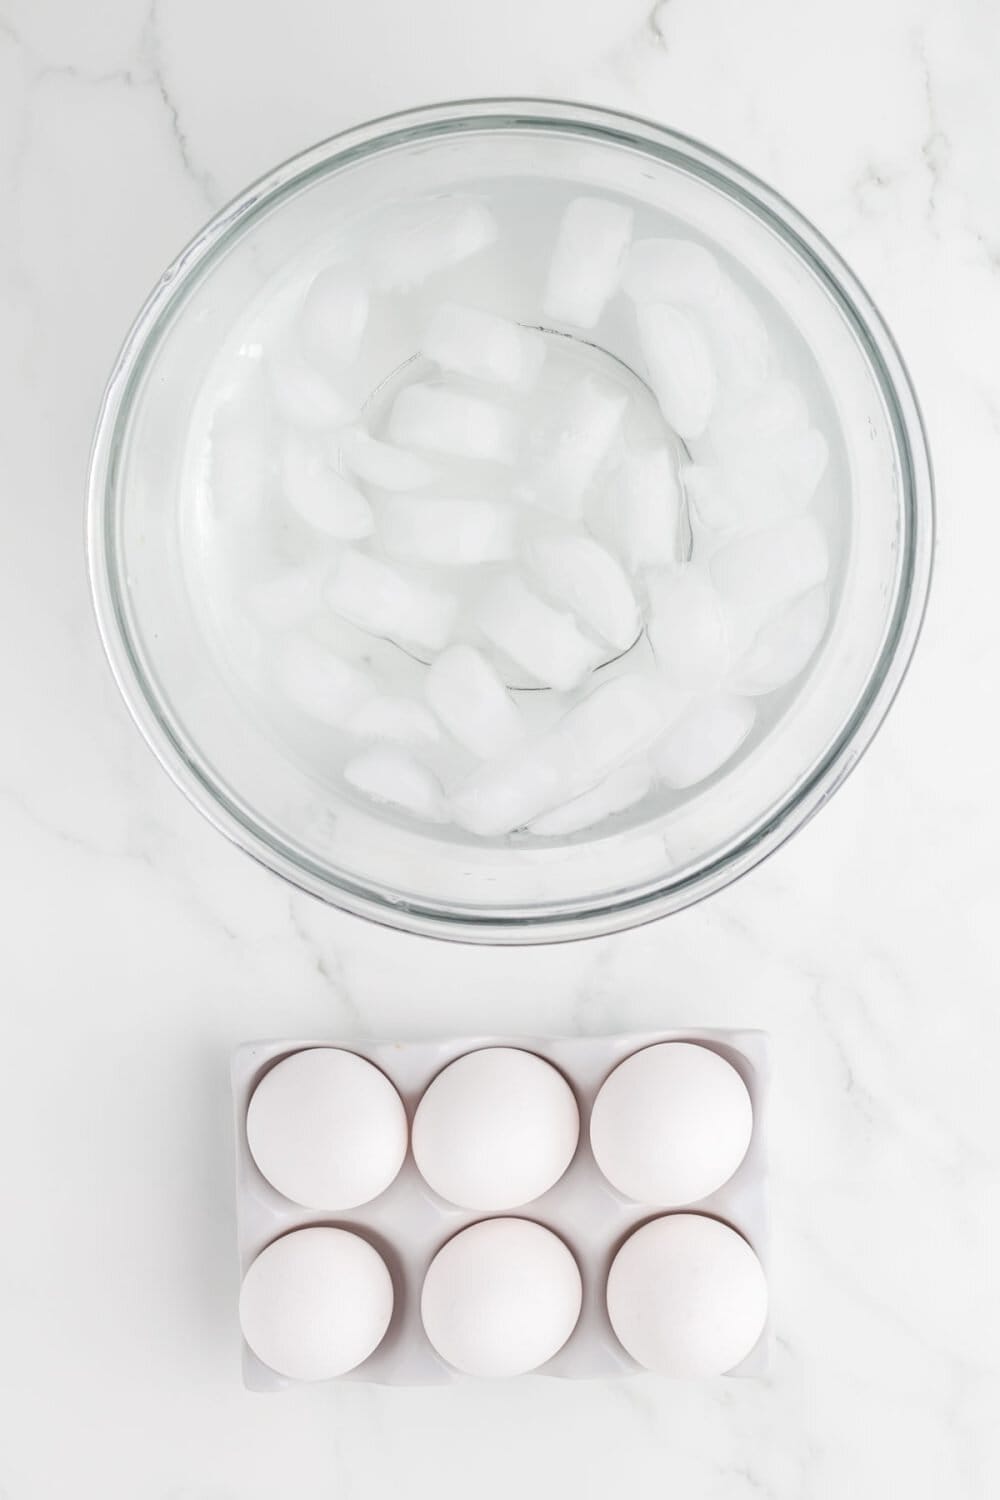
[87,99,933,943]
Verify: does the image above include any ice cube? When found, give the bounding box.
[475,575,602,691]
[651,693,756,789]
[325,549,458,652]
[646,564,732,689]
[346,694,442,745]
[560,673,684,781]
[592,446,682,571]
[298,266,369,368]
[710,515,830,636]
[378,495,518,566]
[387,383,517,465]
[275,635,375,727]
[343,745,447,822]
[625,249,767,392]
[449,740,565,837]
[683,463,763,532]
[246,562,328,632]
[527,760,652,836]
[450,673,680,835]
[425,645,524,759]
[699,275,770,393]
[270,356,357,430]
[698,382,820,524]
[683,464,725,530]
[208,413,272,518]
[515,374,627,519]
[622,239,722,306]
[282,433,373,538]
[636,303,716,440]
[525,535,640,652]
[773,428,829,504]
[422,302,546,388]
[336,427,435,491]
[710,379,810,458]
[372,197,498,291]
[685,424,829,531]
[542,197,633,329]
[728,584,830,695]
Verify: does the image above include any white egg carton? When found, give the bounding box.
[231,1030,770,1388]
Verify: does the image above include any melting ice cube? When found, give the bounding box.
[298,266,369,369]
[525,535,640,652]
[346,694,442,746]
[336,427,436,491]
[515,374,627,519]
[710,379,810,459]
[687,424,830,532]
[773,428,830,506]
[282,433,373,538]
[693,376,825,521]
[372,197,498,291]
[388,383,518,465]
[684,462,770,532]
[208,412,272,520]
[592,446,682,572]
[378,495,518,566]
[558,673,686,786]
[422,302,546,388]
[698,275,770,394]
[449,739,564,838]
[710,515,830,638]
[325,549,458,653]
[343,745,448,823]
[636,303,716,441]
[246,562,328,632]
[425,645,524,759]
[450,673,680,836]
[275,635,375,727]
[728,584,830,695]
[542,197,634,329]
[270,356,357,430]
[651,693,756,789]
[475,575,602,691]
[527,760,652,836]
[646,564,732,690]
[622,238,723,307]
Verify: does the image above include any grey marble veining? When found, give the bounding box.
[0,0,997,1495]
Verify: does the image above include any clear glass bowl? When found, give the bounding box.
[87,99,933,944]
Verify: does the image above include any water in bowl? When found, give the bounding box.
[179,177,845,841]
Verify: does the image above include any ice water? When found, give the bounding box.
[180,176,846,840]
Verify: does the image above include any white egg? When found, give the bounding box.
[606,1214,767,1376]
[240,1227,394,1381]
[590,1041,752,1206]
[412,1047,580,1210]
[246,1048,407,1210]
[421,1218,582,1377]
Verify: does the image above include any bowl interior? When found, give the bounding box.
[90,103,930,939]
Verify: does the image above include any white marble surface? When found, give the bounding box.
[1,0,997,1495]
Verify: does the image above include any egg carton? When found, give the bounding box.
[231,1030,770,1387]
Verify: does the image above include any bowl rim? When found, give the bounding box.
[87,96,934,945]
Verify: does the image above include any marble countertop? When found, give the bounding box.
[1,1,997,1495]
